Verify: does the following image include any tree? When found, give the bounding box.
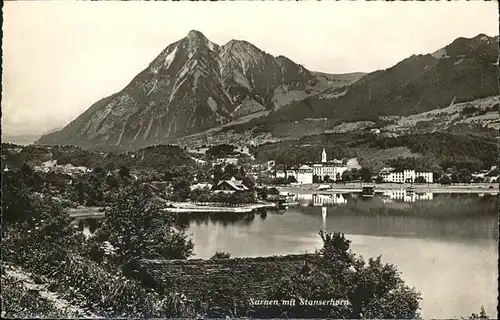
[375,176,384,184]
[458,168,472,184]
[265,231,421,319]
[171,178,191,201]
[440,175,452,185]
[118,165,130,179]
[414,176,426,184]
[359,168,373,183]
[206,144,236,158]
[268,187,280,195]
[106,175,120,189]
[210,252,231,260]
[93,167,106,180]
[256,187,269,201]
[313,174,321,183]
[91,183,194,265]
[2,171,38,227]
[271,177,289,185]
[341,171,352,183]
[190,187,212,203]
[223,163,239,180]
[237,166,246,179]
[242,176,256,190]
[430,164,443,182]
[287,175,297,183]
[324,175,330,183]
[212,164,225,182]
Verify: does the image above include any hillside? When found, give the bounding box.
[249,34,499,128]
[178,34,498,147]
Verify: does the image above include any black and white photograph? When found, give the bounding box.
[1,0,499,319]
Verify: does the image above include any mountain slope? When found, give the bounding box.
[267,33,499,123]
[37,30,358,150]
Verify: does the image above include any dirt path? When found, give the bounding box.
[2,264,96,318]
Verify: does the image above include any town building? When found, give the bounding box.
[213,158,239,166]
[286,170,297,178]
[276,170,286,179]
[297,165,313,184]
[380,169,433,183]
[311,148,347,182]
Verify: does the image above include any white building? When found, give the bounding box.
[311,148,347,181]
[286,170,297,178]
[297,165,313,184]
[312,164,348,182]
[213,158,239,166]
[381,169,433,183]
[276,170,286,178]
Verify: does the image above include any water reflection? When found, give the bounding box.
[71,192,498,318]
[186,192,498,319]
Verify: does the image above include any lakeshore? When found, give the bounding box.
[162,202,277,213]
[277,182,499,194]
[68,202,278,219]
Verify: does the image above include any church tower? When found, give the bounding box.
[321,148,327,163]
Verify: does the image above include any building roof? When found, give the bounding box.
[212,179,249,191]
[127,254,317,309]
[190,183,213,191]
[299,165,312,170]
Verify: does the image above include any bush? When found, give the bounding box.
[415,176,426,184]
[210,252,231,260]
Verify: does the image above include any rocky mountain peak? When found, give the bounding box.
[186,29,206,40]
[37,31,330,150]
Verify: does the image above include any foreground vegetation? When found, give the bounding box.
[2,144,493,318]
[1,162,430,318]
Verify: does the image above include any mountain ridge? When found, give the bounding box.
[38,30,364,149]
[37,32,497,151]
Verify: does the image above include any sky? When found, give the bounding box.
[2,1,498,136]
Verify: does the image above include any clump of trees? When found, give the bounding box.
[190,188,257,205]
[206,144,238,158]
[88,183,194,265]
[256,231,421,318]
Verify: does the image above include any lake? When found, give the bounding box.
[185,192,498,319]
[76,192,498,319]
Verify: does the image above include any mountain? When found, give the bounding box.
[170,34,498,148]
[265,33,499,123]
[37,30,362,150]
